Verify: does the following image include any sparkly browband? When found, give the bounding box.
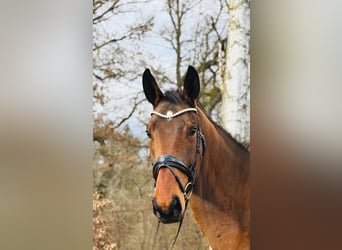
[151,108,198,119]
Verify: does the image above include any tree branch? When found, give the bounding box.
[93,0,119,24]
[114,98,144,130]
[93,35,127,51]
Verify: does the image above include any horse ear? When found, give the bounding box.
[183,66,200,105]
[143,69,163,106]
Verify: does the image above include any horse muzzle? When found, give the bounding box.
[152,154,193,223]
[152,195,183,224]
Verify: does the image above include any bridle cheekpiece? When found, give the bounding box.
[151,108,206,201]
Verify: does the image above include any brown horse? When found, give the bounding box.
[143,66,250,250]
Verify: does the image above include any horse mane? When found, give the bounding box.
[162,90,249,152]
[206,115,250,152]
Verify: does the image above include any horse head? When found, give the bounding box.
[143,66,205,224]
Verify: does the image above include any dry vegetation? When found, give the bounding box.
[93,192,117,250]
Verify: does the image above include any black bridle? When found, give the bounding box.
[152,126,206,201]
[150,108,206,249]
[151,108,206,202]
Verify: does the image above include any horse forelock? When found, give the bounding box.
[162,90,184,105]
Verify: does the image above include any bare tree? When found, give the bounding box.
[220,0,250,143]
[161,0,200,86]
[193,0,227,117]
[161,0,228,118]
[93,0,154,135]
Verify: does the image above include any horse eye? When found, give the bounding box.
[145,129,151,138]
[189,126,197,136]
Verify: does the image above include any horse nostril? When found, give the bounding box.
[152,196,183,223]
[171,196,182,217]
[152,199,160,218]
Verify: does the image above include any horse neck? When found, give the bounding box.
[192,108,250,231]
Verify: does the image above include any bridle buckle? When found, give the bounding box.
[184,182,194,200]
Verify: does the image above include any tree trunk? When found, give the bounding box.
[221,0,250,143]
